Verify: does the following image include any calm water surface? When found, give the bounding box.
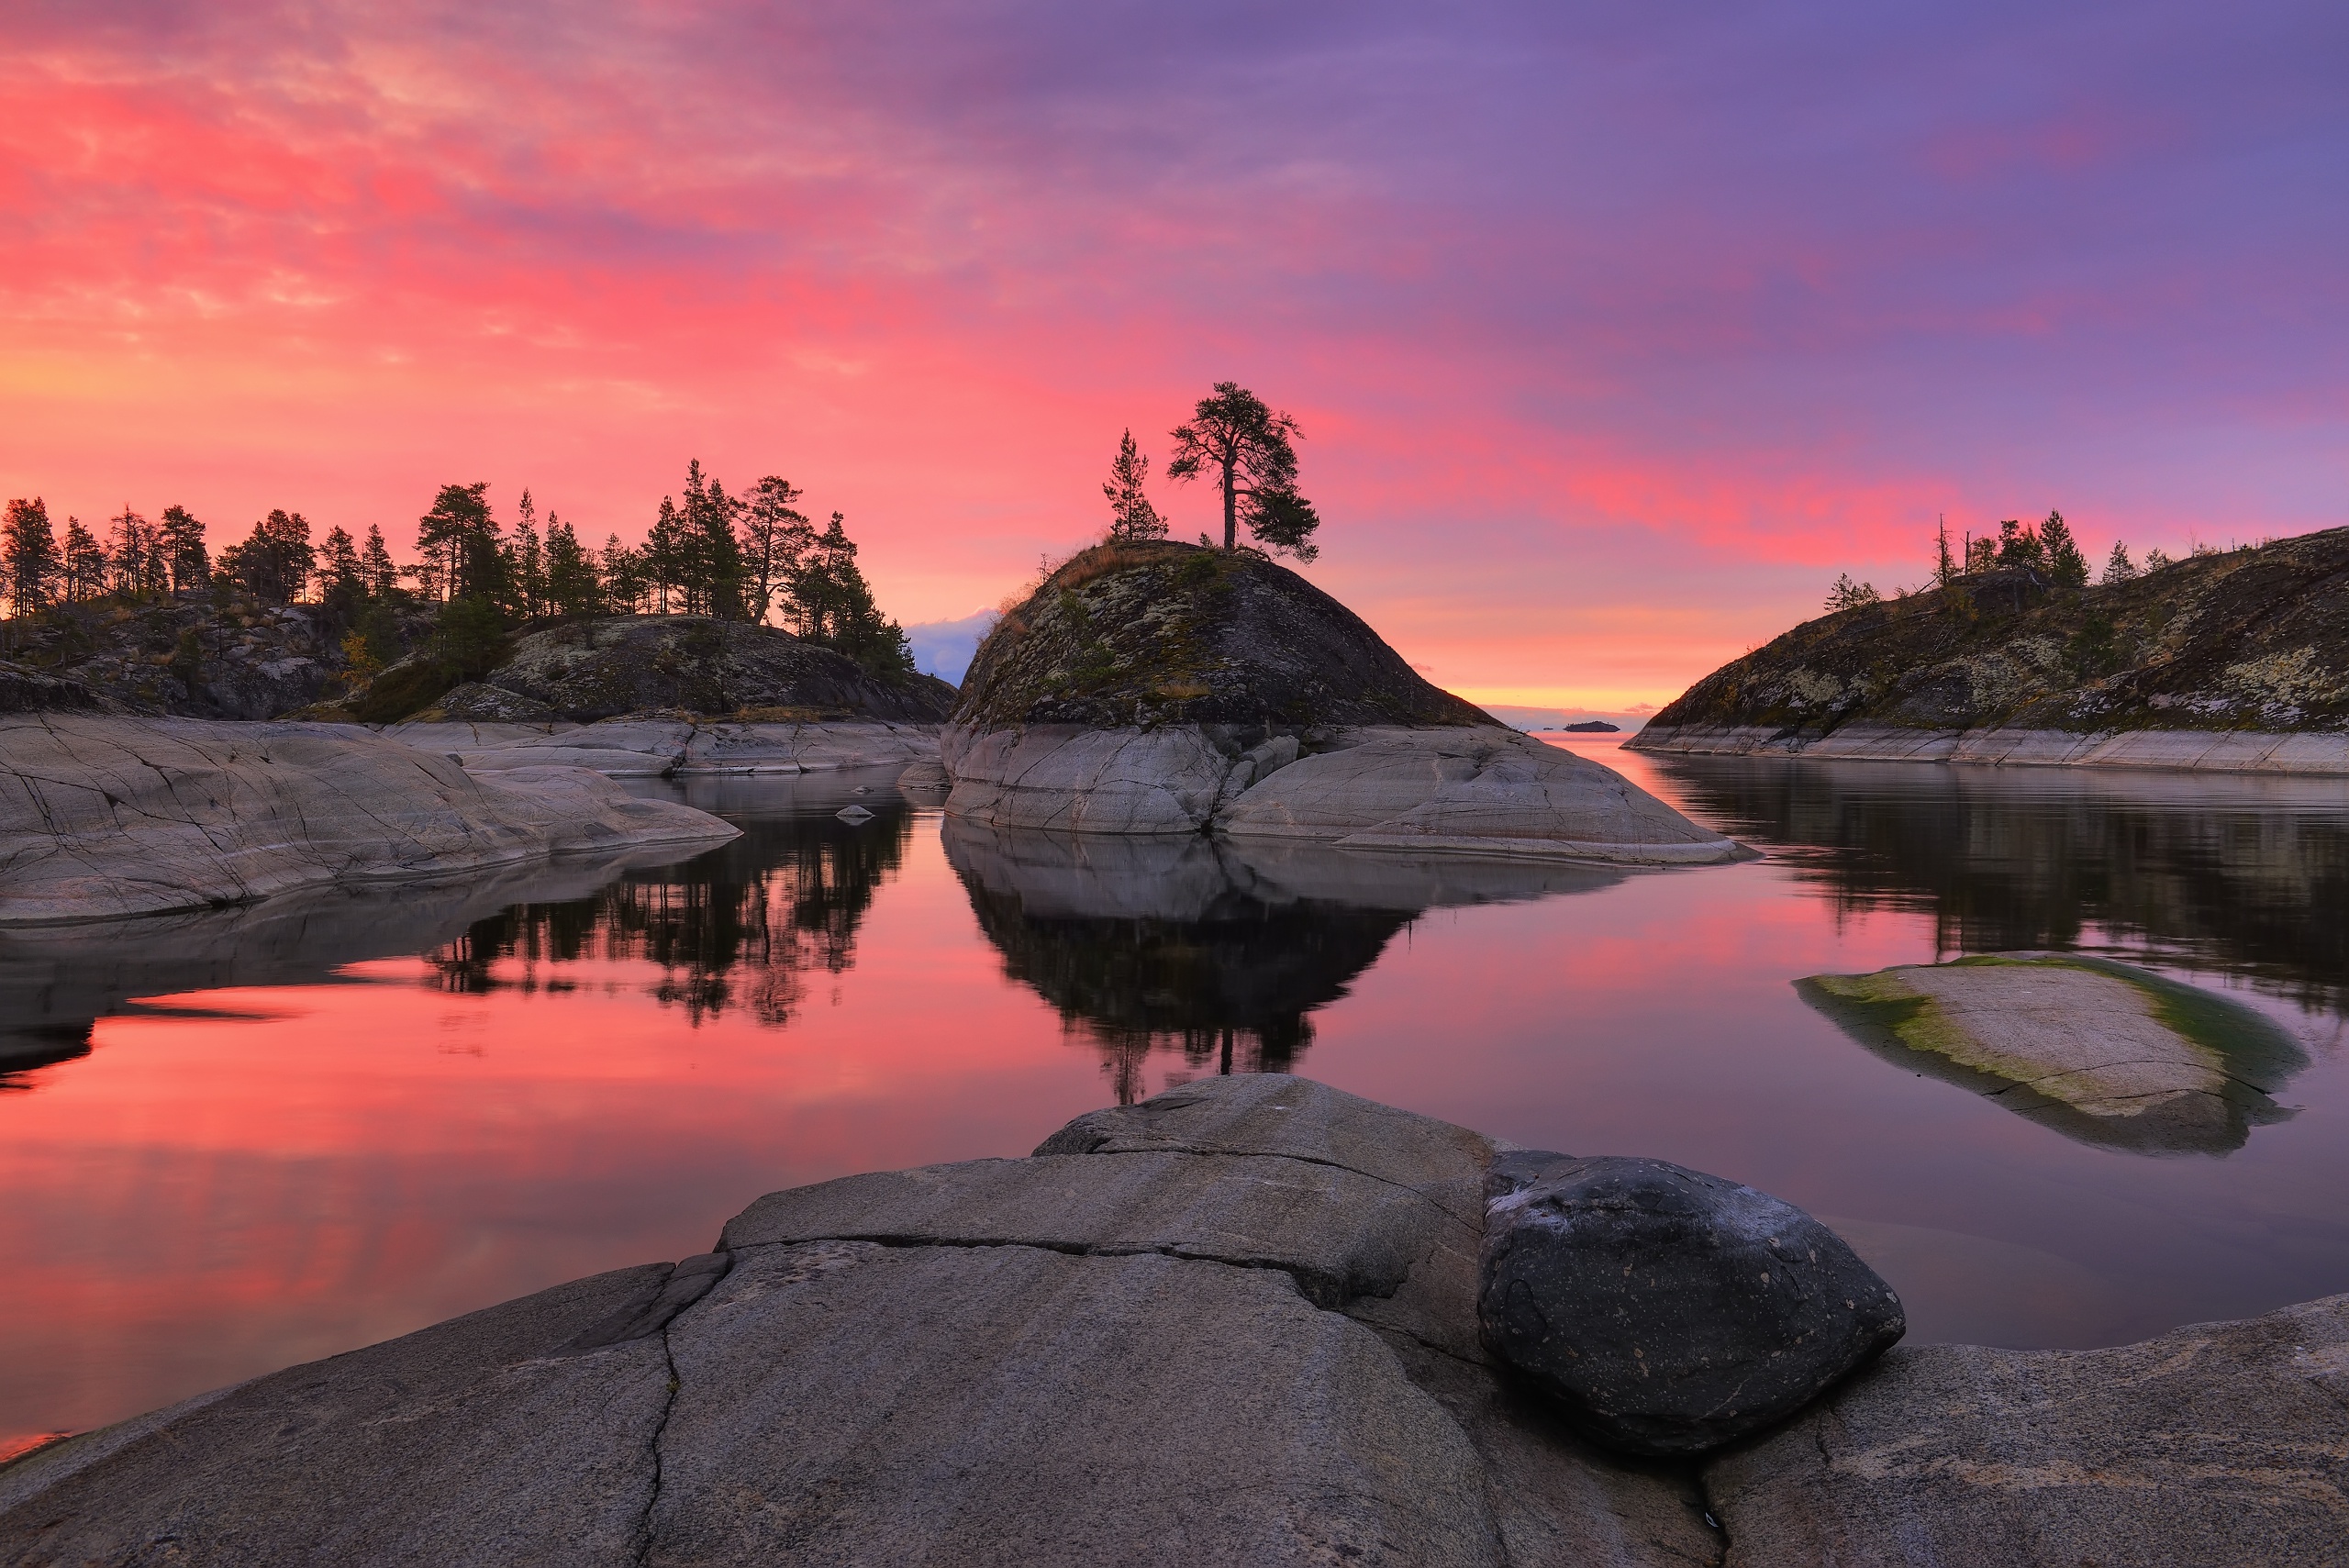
[5,737,2346,1451]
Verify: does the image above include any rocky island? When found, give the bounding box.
[2,1074,2338,1566]
[939,541,1742,863]
[1633,526,2349,773]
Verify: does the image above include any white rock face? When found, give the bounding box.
[386,717,941,777]
[0,715,739,925]
[941,722,1742,865]
[1632,721,2349,775]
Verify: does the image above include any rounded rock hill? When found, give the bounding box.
[939,541,1742,863]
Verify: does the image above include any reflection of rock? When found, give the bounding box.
[1800,954,2307,1154]
[942,820,1630,1098]
[384,717,940,777]
[1708,1289,2349,1568]
[1644,753,2349,1007]
[1478,1152,1904,1457]
[0,849,712,1070]
[0,716,738,925]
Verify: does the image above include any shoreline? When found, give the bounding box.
[1629,722,2349,776]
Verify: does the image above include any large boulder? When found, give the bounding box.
[0,1077,1719,1568]
[942,543,1741,863]
[1705,1292,2349,1567]
[461,615,957,723]
[384,716,941,776]
[1800,954,2308,1153]
[0,715,739,925]
[1477,1153,1905,1457]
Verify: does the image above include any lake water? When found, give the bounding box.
[5,736,2346,1455]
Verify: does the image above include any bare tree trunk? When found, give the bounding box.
[1221,455,1237,550]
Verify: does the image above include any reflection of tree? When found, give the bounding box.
[427,802,913,1027]
[1655,758,2349,1011]
[956,875,1410,1104]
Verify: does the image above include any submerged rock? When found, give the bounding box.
[942,543,1741,864]
[0,715,739,925]
[1478,1153,1904,1457]
[1800,954,2307,1153]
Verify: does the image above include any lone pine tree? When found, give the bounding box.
[1166,382,1322,562]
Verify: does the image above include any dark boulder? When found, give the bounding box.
[1477,1152,1904,1457]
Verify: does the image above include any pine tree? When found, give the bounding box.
[218,510,317,605]
[2040,510,2089,589]
[510,489,546,619]
[1933,516,1956,587]
[61,516,108,601]
[1102,429,1167,542]
[360,524,399,597]
[543,514,603,617]
[742,476,814,626]
[2,496,60,617]
[788,511,913,678]
[1826,573,1882,611]
[319,525,366,617]
[601,534,648,613]
[106,507,168,597]
[2101,540,2137,584]
[159,505,210,593]
[643,497,688,614]
[1994,517,2046,573]
[1167,382,1319,561]
[415,483,496,602]
[683,463,747,618]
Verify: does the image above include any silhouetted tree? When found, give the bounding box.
[218,509,316,605]
[2040,510,2089,589]
[543,515,602,617]
[106,508,169,597]
[742,475,814,626]
[1933,515,1956,587]
[1826,573,1881,611]
[2,497,59,617]
[1102,428,1166,542]
[1167,382,1320,561]
[415,483,497,602]
[509,489,546,618]
[318,525,366,619]
[788,512,914,678]
[1994,517,2047,573]
[2101,540,2137,584]
[159,505,210,592]
[61,516,107,601]
[601,534,648,612]
[359,523,399,598]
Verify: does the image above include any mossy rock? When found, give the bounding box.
[957,541,1492,731]
[1799,953,2308,1154]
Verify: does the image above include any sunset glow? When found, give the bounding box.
[5,3,2343,708]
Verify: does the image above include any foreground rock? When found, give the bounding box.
[0,1077,1717,1567]
[0,715,738,925]
[943,543,1740,863]
[2,1075,2341,1566]
[384,715,941,776]
[1631,525,2349,774]
[1800,954,2306,1153]
[1707,1293,2349,1566]
[1479,1153,1905,1457]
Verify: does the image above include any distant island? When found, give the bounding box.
[1634,525,2348,773]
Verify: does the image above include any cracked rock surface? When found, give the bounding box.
[385,717,942,777]
[0,714,739,924]
[3,1075,2340,1565]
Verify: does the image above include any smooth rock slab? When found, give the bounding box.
[1704,1291,2349,1567]
[0,715,738,924]
[1479,1153,1904,1457]
[654,1240,1503,1567]
[0,1264,674,1566]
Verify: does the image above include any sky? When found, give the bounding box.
[4,2,2343,711]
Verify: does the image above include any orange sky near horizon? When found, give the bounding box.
[5,4,2343,711]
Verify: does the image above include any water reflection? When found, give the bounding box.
[426,776,915,1028]
[942,818,1629,1100]
[1646,755,2349,1011]
[0,848,696,1084]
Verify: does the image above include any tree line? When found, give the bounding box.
[2,462,915,680]
[1826,511,2188,612]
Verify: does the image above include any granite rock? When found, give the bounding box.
[1703,1291,2349,1567]
[388,716,941,777]
[0,714,738,924]
[1479,1153,1905,1457]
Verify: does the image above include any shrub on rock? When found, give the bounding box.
[1477,1151,1904,1457]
